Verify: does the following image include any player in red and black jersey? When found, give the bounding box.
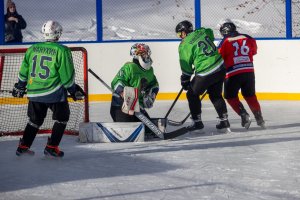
[218,22,265,129]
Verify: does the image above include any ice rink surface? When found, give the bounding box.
[0,100,300,200]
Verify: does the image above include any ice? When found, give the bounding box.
[0,100,300,200]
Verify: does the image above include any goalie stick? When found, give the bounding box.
[88,68,189,140]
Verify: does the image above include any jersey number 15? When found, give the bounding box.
[30,55,51,79]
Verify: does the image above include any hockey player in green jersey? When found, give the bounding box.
[175,20,230,133]
[13,20,85,157]
[110,43,159,135]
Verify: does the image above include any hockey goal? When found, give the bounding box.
[0,47,89,136]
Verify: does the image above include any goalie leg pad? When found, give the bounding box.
[79,122,145,143]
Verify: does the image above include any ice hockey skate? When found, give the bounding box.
[241,111,251,129]
[216,114,231,133]
[44,138,64,158]
[255,111,266,129]
[187,120,205,134]
[16,139,35,156]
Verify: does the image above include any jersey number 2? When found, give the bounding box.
[197,36,217,56]
[30,55,51,79]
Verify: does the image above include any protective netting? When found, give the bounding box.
[0,47,89,136]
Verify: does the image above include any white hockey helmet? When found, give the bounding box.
[42,20,62,41]
[130,43,153,70]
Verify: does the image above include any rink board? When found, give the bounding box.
[78,122,145,143]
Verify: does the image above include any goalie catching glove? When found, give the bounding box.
[12,83,26,98]
[67,84,85,101]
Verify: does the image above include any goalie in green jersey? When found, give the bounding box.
[110,43,159,136]
[13,20,85,157]
[175,20,231,133]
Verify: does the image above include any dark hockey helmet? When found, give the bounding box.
[175,20,193,34]
[219,22,237,37]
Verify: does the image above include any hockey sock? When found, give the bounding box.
[50,121,67,146]
[244,95,261,114]
[22,122,39,147]
[226,98,246,115]
[209,96,228,118]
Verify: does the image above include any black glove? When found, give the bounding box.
[180,74,191,91]
[68,84,86,101]
[12,83,26,98]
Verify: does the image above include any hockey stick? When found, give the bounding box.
[0,89,12,93]
[164,87,183,119]
[167,91,207,126]
[88,68,189,140]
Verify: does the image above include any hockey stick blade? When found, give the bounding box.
[163,127,189,140]
[166,91,207,126]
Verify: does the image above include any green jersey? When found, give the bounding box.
[18,42,75,100]
[111,61,159,107]
[178,28,224,76]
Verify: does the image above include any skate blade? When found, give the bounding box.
[258,123,266,129]
[217,127,231,134]
[43,151,64,159]
[43,154,63,160]
[189,129,205,135]
[16,151,35,157]
[244,120,252,130]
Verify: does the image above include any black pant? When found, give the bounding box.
[28,101,70,126]
[110,104,150,122]
[187,67,227,119]
[224,72,256,99]
[110,104,156,135]
[22,101,70,147]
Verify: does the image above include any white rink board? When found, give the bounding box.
[3,40,300,95]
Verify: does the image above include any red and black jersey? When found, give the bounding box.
[218,33,257,79]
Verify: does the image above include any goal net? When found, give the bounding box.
[0,47,89,136]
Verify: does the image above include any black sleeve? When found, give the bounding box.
[16,15,27,29]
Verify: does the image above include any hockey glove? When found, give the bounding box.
[143,91,157,109]
[12,83,26,98]
[68,84,85,101]
[180,74,191,91]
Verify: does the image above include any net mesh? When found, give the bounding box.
[0,47,89,136]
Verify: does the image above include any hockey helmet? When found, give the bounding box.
[175,20,193,35]
[219,22,237,37]
[42,20,63,41]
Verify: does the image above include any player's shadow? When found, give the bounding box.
[232,122,300,132]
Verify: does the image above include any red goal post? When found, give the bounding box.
[0,47,89,136]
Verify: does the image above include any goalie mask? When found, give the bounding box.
[130,43,153,70]
[42,20,63,41]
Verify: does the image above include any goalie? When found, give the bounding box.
[110,43,159,136]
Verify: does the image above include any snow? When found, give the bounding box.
[1,100,300,200]
[8,0,288,42]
